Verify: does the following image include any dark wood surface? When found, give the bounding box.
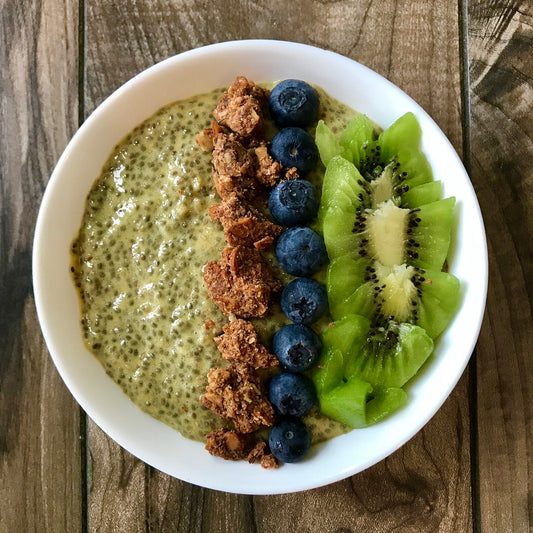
[0,0,530,531]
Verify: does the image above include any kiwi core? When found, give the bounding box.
[369,164,397,208]
[367,200,409,266]
[374,263,417,322]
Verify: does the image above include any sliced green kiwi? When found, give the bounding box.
[365,387,408,425]
[377,112,422,161]
[327,256,460,338]
[321,310,370,353]
[320,155,438,219]
[366,162,442,209]
[358,112,433,187]
[311,348,345,395]
[401,180,441,207]
[318,112,434,196]
[315,120,346,166]
[345,321,433,388]
[312,314,430,427]
[315,112,458,428]
[339,114,375,167]
[323,315,434,388]
[326,255,369,314]
[323,197,456,271]
[318,156,366,225]
[378,112,422,161]
[317,377,407,428]
[317,314,432,388]
[318,374,373,428]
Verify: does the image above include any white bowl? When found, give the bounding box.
[33,40,488,494]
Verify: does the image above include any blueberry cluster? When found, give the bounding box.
[266,80,329,463]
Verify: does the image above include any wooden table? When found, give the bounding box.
[1,1,531,531]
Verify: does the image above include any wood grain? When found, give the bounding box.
[0,0,83,531]
[84,1,472,532]
[468,1,533,531]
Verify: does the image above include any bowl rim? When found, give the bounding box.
[32,39,488,494]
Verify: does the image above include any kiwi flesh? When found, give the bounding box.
[312,348,345,395]
[343,319,434,389]
[326,256,460,338]
[323,197,456,271]
[318,377,407,428]
[315,120,347,166]
[318,156,366,225]
[316,113,434,194]
[315,315,432,389]
[319,155,440,223]
[339,113,375,167]
[365,387,408,425]
[312,314,429,427]
[318,374,373,428]
[313,112,458,429]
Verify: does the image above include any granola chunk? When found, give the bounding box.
[211,133,260,200]
[247,440,279,469]
[252,143,282,187]
[205,430,279,469]
[195,129,215,152]
[213,76,268,137]
[215,319,279,370]
[285,166,300,180]
[205,429,252,460]
[212,132,253,177]
[203,245,282,318]
[200,367,275,433]
[208,193,283,250]
[196,121,222,152]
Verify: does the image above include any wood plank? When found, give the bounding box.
[0,0,83,531]
[146,471,255,532]
[88,424,146,532]
[468,2,533,531]
[84,1,472,531]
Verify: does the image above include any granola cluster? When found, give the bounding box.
[196,77,289,468]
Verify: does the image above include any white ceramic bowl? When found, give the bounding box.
[33,40,488,494]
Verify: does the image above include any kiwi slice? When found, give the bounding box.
[344,320,434,389]
[320,155,440,220]
[359,112,433,187]
[312,314,429,427]
[365,387,408,425]
[311,347,344,395]
[318,156,367,225]
[339,113,375,168]
[315,120,346,166]
[316,114,376,169]
[318,374,373,428]
[319,113,435,207]
[327,256,460,338]
[323,197,456,271]
[318,315,433,388]
[318,377,407,428]
[401,180,442,207]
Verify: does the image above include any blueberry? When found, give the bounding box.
[273,324,322,372]
[269,372,316,417]
[281,278,328,325]
[270,128,318,176]
[268,419,312,463]
[275,227,327,277]
[268,179,318,226]
[269,80,320,128]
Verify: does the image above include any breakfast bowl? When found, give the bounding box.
[33,40,488,494]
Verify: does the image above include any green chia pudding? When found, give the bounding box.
[71,85,355,443]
